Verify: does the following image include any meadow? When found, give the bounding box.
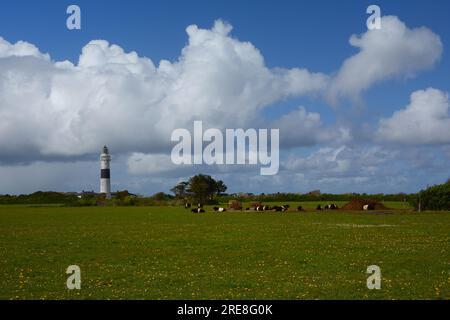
[0,204,448,300]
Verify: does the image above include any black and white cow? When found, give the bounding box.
[272,205,289,212]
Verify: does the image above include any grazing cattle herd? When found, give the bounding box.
[182,198,390,213]
[247,204,291,212]
[184,202,351,213]
[316,204,338,210]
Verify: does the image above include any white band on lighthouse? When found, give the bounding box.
[100,145,111,199]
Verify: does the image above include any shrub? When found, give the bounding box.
[228,200,242,210]
[409,181,450,211]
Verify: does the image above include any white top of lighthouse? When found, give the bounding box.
[100,145,111,165]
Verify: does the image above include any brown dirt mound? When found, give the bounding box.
[228,200,242,210]
[341,199,388,210]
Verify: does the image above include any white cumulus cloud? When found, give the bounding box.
[0,37,49,59]
[272,107,352,148]
[377,88,450,145]
[327,16,442,103]
[0,20,329,163]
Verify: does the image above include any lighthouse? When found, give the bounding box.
[100,145,111,199]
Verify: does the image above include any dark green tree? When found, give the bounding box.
[152,192,168,201]
[170,181,189,198]
[171,174,227,204]
[187,174,214,203]
[115,190,131,200]
[215,180,227,195]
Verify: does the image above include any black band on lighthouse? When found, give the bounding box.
[101,169,110,179]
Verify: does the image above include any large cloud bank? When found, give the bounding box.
[0,20,328,163]
[0,16,448,195]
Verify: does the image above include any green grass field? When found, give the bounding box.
[0,204,448,300]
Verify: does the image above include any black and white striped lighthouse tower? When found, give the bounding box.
[100,145,111,199]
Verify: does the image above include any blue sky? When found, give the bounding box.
[1,1,449,67]
[0,0,449,195]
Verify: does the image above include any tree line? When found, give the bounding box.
[1,176,449,210]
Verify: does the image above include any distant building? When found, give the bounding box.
[307,189,321,196]
[233,192,254,198]
[63,190,96,198]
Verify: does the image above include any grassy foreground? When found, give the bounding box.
[0,205,448,300]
